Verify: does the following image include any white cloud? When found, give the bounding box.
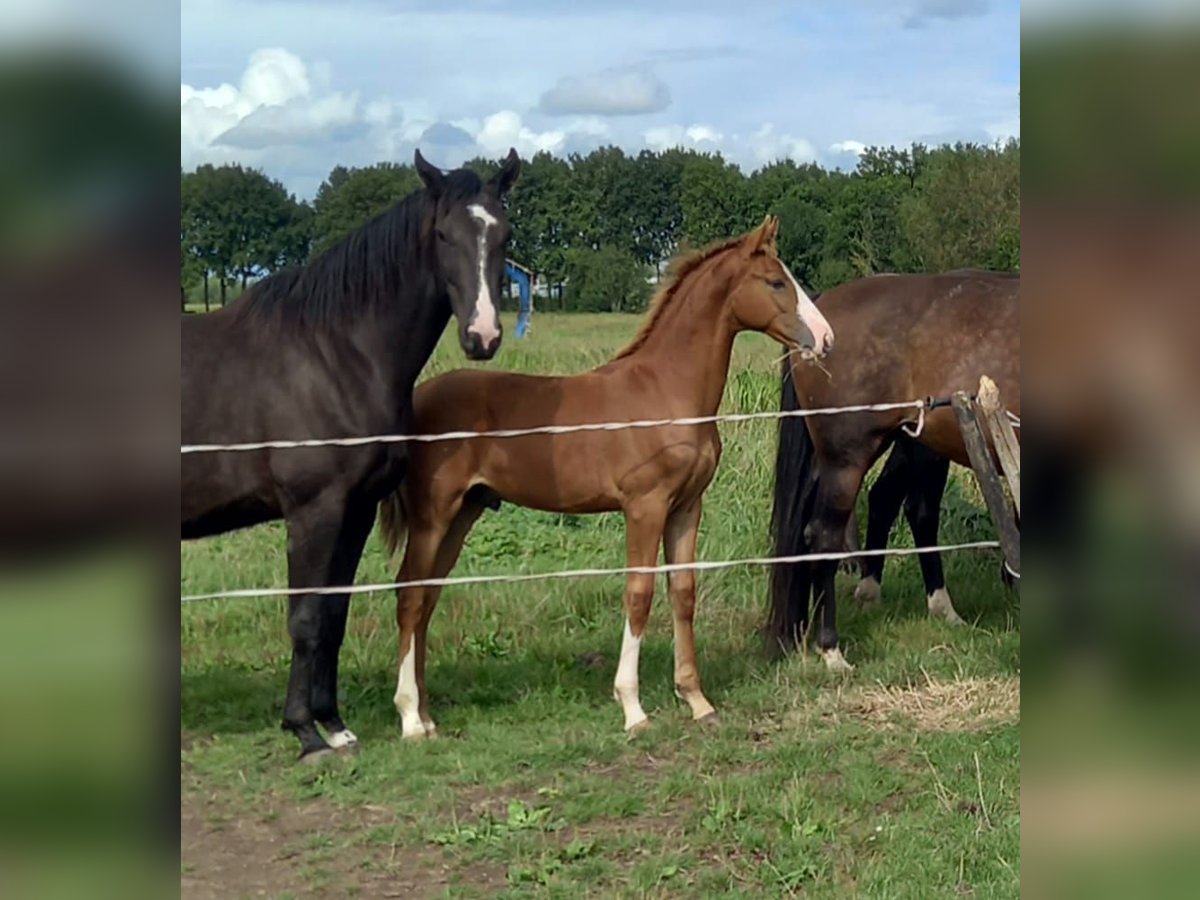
[538,66,670,116]
[984,117,1020,143]
[742,124,818,168]
[830,139,868,156]
[476,110,567,158]
[181,48,359,166]
[904,0,990,28]
[643,123,722,151]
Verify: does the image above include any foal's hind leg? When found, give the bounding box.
[613,501,668,734]
[394,496,482,740]
[411,502,486,739]
[664,500,717,726]
[282,496,370,762]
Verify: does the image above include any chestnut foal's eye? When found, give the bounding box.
[769,279,786,291]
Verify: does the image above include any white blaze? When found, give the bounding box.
[466,203,501,347]
[781,260,834,352]
[613,618,648,731]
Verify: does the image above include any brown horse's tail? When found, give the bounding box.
[767,355,818,654]
[377,490,409,561]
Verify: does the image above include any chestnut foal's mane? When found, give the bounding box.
[611,235,745,361]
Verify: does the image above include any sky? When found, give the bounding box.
[181,0,1020,199]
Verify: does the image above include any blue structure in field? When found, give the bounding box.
[505,258,533,338]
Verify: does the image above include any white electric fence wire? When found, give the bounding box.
[181,540,1001,603]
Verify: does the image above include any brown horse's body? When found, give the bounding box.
[380,217,835,738]
[769,270,1019,666]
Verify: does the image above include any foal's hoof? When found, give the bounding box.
[625,718,651,739]
[696,711,721,729]
[298,747,339,766]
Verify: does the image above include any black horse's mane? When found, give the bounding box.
[236,169,487,329]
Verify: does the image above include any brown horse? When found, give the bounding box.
[767,270,1019,669]
[378,217,834,738]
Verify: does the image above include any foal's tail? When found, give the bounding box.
[767,356,818,653]
[377,491,409,562]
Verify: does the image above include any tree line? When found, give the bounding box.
[181,140,1019,313]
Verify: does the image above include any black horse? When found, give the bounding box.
[182,148,520,762]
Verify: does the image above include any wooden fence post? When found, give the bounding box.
[952,386,1020,578]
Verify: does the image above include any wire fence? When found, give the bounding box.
[180,399,928,454]
[180,394,1017,603]
[181,540,1002,603]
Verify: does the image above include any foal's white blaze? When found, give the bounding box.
[466,203,501,347]
[393,638,425,739]
[325,728,358,749]
[781,260,834,353]
[927,588,965,625]
[613,618,648,731]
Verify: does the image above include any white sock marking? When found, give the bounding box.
[467,203,500,347]
[927,588,965,625]
[820,645,855,672]
[613,618,647,731]
[393,638,425,739]
[325,728,358,749]
[781,259,834,352]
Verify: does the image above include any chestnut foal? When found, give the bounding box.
[378,217,833,738]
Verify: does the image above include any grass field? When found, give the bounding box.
[181,313,1020,898]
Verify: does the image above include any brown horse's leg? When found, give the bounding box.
[411,501,486,738]
[394,506,454,740]
[809,464,870,672]
[663,500,717,725]
[613,501,668,734]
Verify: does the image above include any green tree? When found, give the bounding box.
[900,140,1020,272]
[310,162,421,253]
[562,244,652,313]
[506,150,572,283]
[181,164,304,304]
[678,152,752,247]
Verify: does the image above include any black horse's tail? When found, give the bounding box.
[767,355,818,653]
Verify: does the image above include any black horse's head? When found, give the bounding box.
[415,148,520,361]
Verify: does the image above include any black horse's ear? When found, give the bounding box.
[414,149,445,194]
[488,148,521,196]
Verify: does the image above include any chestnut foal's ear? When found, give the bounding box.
[488,147,521,196]
[745,214,778,255]
[414,148,445,194]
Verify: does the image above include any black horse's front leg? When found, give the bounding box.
[309,500,376,753]
[281,497,371,763]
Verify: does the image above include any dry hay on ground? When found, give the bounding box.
[833,675,1019,733]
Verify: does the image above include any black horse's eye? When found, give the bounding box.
[435,227,449,243]
[769,279,786,291]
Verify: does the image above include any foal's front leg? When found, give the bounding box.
[613,503,667,734]
[663,500,718,725]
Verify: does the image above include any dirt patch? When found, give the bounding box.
[833,676,1019,733]
[181,786,503,899]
